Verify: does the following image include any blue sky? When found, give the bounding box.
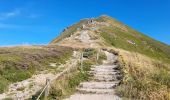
[0,0,170,46]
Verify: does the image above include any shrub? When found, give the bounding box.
[50,86,62,99]
[83,49,96,58]
[82,60,93,71]
[2,69,31,82]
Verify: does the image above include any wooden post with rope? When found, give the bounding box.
[44,78,50,99]
[96,48,100,64]
[36,78,50,100]
[80,52,84,72]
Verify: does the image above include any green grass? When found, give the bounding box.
[0,77,9,93]
[97,16,170,63]
[1,69,31,82]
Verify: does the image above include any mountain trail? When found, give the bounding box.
[64,50,122,100]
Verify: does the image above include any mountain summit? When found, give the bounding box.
[50,15,170,62]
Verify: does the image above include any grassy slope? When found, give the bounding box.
[0,45,72,93]
[96,16,170,63]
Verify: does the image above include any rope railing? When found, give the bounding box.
[34,56,80,100]
[34,49,100,100]
[36,81,49,100]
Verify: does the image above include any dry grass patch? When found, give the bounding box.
[115,48,170,100]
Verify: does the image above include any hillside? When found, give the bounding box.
[50,15,170,63]
[0,45,72,95]
[50,15,170,99]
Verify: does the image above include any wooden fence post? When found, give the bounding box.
[96,49,100,64]
[44,78,50,99]
[80,52,84,72]
[96,52,99,61]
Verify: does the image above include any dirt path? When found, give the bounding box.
[64,51,122,100]
[0,51,80,100]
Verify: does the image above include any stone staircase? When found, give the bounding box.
[64,51,122,100]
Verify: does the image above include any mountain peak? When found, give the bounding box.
[50,15,126,46]
[50,15,170,63]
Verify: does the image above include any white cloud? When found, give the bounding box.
[0,9,21,20]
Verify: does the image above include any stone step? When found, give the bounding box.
[89,71,118,75]
[94,74,115,79]
[94,74,114,78]
[91,73,122,81]
[91,65,117,69]
[64,93,122,100]
[90,69,115,72]
[91,68,115,72]
[90,68,115,71]
[79,82,119,89]
[93,75,116,82]
[77,88,115,94]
